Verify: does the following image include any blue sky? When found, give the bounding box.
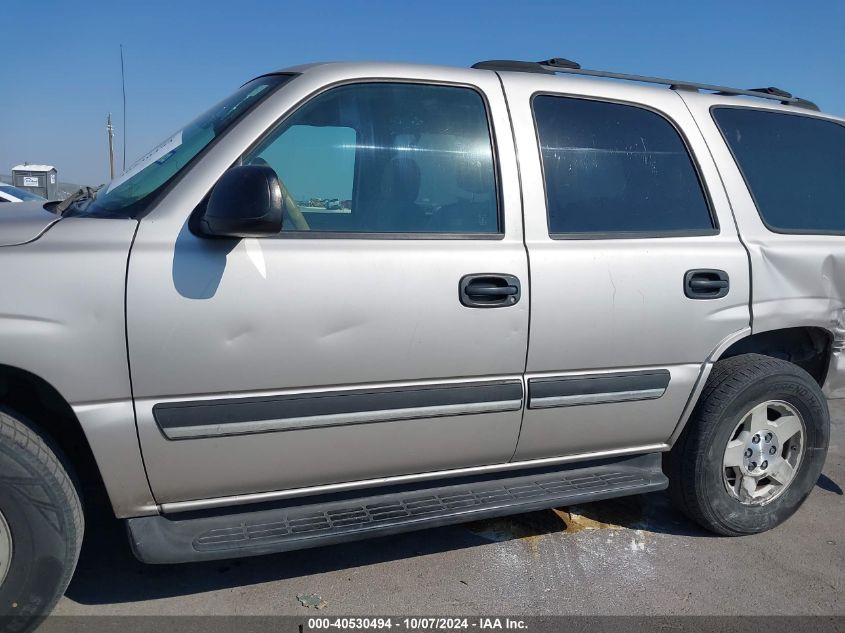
[1,0,843,185]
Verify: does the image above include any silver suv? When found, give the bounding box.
[1,58,841,627]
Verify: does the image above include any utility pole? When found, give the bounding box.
[107,113,115,180]
[121,44,127,171]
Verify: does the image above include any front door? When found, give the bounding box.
[127,69,529,505]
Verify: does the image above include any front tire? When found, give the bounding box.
[0,409,84,632]
[666,354,830,536]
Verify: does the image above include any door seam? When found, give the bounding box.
[493,71,533,463]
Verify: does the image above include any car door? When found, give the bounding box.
[126,65,529,505]
[500,72,751,460]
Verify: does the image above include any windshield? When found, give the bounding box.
[0,185,45,201]
[73,74,293,218]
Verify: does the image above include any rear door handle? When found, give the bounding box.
[460,274,521,308]
[684,269,730,299]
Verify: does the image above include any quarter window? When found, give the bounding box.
[713,107,845,233]
[244,83,499,235]
[533,95,713,236]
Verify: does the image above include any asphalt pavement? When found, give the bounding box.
[53,401,844,617]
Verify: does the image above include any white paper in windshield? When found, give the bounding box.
[106,131,183,192]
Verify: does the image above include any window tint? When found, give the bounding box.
[533,96,713,236]
[713,107,845,233]
[245,83,498,234]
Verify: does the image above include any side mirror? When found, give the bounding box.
[197,165,283,238]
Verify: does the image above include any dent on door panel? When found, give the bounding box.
[129,236,530,504]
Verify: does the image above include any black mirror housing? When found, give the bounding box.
[198,165,283,238]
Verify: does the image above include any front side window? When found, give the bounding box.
[713,107,845,233]
[533,95,713,236]
[244,82,499,234]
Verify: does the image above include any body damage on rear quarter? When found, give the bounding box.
[677,92,845,397]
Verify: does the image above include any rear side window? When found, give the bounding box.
[533,95,714,237]
[713,107,845,233]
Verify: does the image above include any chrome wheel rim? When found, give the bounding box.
[723,400,805,506]
[0,508,11,588]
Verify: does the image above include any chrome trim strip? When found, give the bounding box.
[530,387,666,409]
[163,400,523,439]
[153,377,524,440]
[158,442,669,514]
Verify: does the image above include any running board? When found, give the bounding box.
[127,453,667,563]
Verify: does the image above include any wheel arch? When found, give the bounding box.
[714,326,833,387]
[0,363,107,504]
[668,326,833,446]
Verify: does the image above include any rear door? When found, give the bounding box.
[500,72,751,460]
[127,66,529,505]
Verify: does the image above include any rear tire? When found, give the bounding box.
[0,408,84,632]
[666,353,829,535]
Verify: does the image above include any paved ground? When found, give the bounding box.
[54,402,844,617]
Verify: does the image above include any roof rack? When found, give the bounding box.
[471,58,820,111]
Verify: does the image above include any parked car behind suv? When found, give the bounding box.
[1,58,842,630]
[0,184,46,203]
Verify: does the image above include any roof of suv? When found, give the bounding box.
[271,59,837,119]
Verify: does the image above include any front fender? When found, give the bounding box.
[0,216,157,517]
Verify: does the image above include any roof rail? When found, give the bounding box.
[471,59,820,111]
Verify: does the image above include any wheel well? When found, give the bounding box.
[0,364,107,501]
[719,327,833,386]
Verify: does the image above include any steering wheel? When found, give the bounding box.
[277,178,310,231]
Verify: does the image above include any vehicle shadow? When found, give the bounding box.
[64,487,709,606]
[66,468,842,605]
[816,473,843,495]
[171,219,238,300]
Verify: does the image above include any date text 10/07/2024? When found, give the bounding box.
[306,617,529,630]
